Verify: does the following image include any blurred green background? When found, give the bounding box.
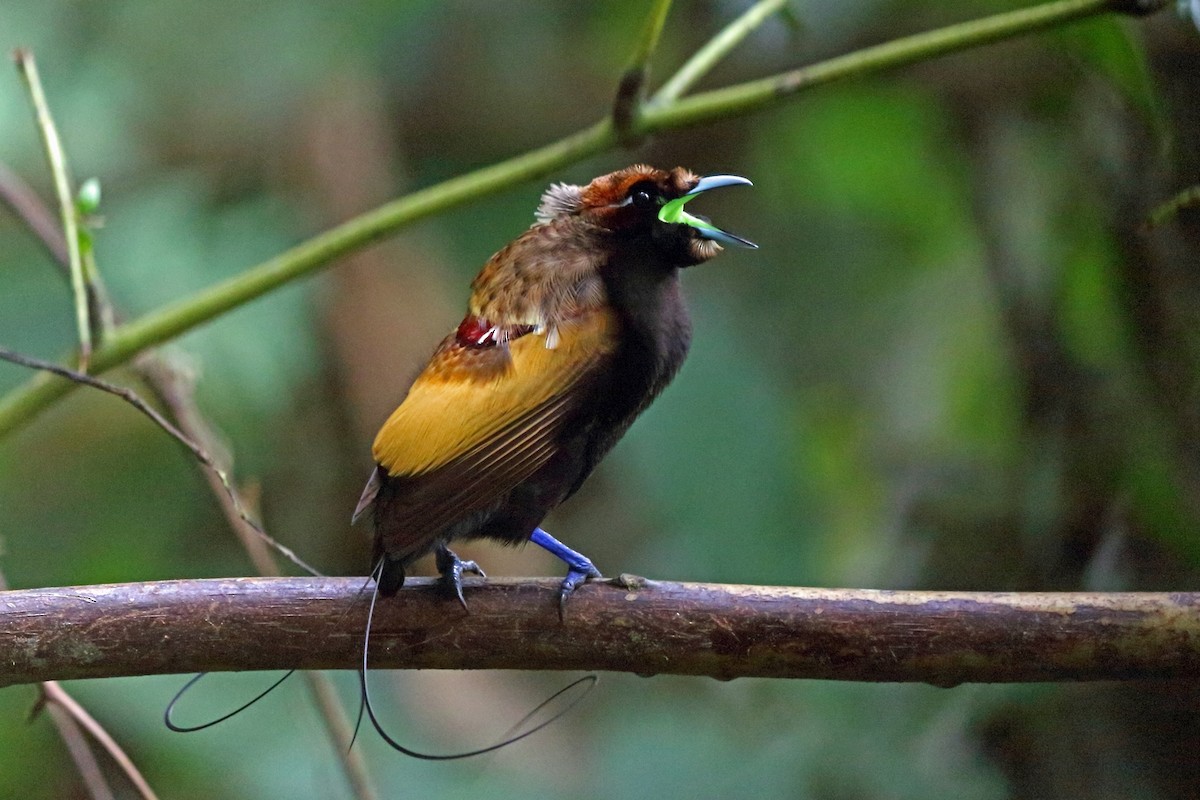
[2,1,1199,798]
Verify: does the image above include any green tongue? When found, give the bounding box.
[658,194,724,235]
[658,191,758,249]
[657,193,696,225]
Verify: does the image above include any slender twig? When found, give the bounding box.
[0,166,376,800]
[0,161,69,269]
[625,0,674,80]
[145,366,377,797]
[0,166,313,576]
[12,49,92,370]
[135,355,276,570]
[0,346,320,577]
[1141,184,1200,231]
[642,0,1162,129]
[0,367,376,799]
[3,577,1198,686]
[41,701,116,800]
[135,359,378,800]
[40,682,161,800]
[613,0,674,137]
[128,356,377,798]
[0,0,1172,440]
[75,180,116,337]
[0,162,115,336]
[301,672,379,800]
[651,0,788,105]
[0,568,156,800]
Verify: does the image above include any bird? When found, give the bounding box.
[164,166,755,760]
[352,164,756,613]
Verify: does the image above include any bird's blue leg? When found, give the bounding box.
[435,544,486,611]
[531,527,602,616]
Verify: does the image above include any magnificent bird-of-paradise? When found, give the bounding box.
[167,166,754,758]
[355,164,755,607]
[352,164,754,756]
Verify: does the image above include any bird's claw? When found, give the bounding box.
[530,527,601,619]
[435,546,486,611]
[558,561,603,620]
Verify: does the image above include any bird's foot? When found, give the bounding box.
[530,527,602,619]
[435,545,486,611]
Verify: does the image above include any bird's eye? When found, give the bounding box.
[632,190,654,208]
[628,183,658,209]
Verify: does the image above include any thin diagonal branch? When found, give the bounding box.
[134,354,277,574]
[1,567,158,800]
[0,351,374,798]
[0,0,1170,442]
[3,577,1198,687]
[0,163,113,338]
[0,162,377,800]
[0,347,320,577]
[136,354,379,800]
[300,672,378,800]
[0,161,69,269]
[41,700,116,800]
[642,0,1165,129]
[651,0,788,105]
[0,163,311,577]
[1142,184,1200,231]
[41,682,160,800]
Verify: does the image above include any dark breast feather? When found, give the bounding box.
[566,260,692,498]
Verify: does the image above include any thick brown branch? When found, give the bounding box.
[2,577,1198,687]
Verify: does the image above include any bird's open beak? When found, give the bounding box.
[658,174,757,249]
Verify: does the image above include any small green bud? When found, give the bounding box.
[76,178,102,215]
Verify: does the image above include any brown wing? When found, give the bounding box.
[369,308,619,560]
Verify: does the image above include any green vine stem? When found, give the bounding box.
[0,0,1167,440]
[651,0,789,105]
[12,50,92,371]
[614,0,675,136]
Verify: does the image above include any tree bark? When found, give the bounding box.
[2,576,1197,688]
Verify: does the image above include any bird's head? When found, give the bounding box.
[536,165,756,266]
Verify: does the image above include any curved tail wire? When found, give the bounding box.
[358,558,597,759]
[165,559,597,759]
